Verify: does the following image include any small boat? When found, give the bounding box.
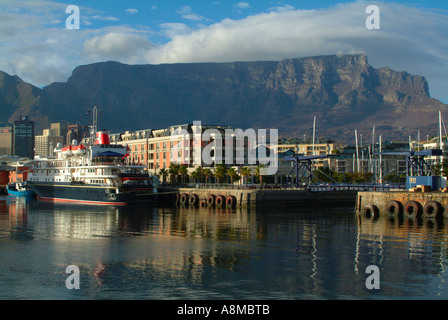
[6,182,35,197]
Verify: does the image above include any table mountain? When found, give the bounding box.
[1,54,446,142]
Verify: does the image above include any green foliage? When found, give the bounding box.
[226,167,240,184]
[214,163,227,184]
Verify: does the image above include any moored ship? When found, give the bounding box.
[27,130,158,205]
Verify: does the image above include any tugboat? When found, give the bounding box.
[6,182,34,197]
[27,129,158,206]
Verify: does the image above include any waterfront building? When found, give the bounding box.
[13,116,34,159]
[115,129,153,167]
[277,137,335,168]
[0,125,13,155]
[112,123,271,184]
[419,137,448,169]
[330,141,409,182]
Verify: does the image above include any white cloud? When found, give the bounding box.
[126,8,138,15]
[159,23,192,38]
[234,2,251,14]
[82,29,155,64]
[234,2,250,10]
[0,0,447,103]
[176,5,205,21]
[0,1,153,86]
[145,2,448,102]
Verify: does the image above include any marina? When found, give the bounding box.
[2,195,448,299]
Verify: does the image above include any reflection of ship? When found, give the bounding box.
[6,182,34,197]
[27,129,159,206]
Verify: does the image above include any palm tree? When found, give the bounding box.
[203,168,213,185]
[159,168,168,184]
[255,164,265,187]
[226,167,239,185]
[178,165,188,185]
[169,163,180,184]
[191,166,203,183]
[240,167,252,185]
[214,163,227,185]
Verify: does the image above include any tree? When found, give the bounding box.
[203,168,213,185]
[159,168,168,184]
[255,164,265,186]
[240,167,252,185]
[169,163,180,184]
[178,165,188,184]
[226,167,240,185]
[191,166,203,183]
[214,163,227,185]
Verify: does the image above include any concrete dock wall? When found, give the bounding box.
[355,191,448,219]
[172,188,357,208]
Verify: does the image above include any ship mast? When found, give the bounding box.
[90,106,97,145]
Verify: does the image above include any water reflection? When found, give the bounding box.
[356,213,448,270]
[355,213,448,297]
[2,196,448,299]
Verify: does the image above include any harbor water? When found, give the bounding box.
[1,195,448,300]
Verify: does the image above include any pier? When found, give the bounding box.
[355,190,448,219]
[159,185,359,208]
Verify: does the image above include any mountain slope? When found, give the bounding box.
[1,54,446,141]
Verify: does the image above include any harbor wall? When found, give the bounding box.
[355,190,448,219]
[159,187,357,208]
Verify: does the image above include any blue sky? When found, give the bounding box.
[0,0,447,103]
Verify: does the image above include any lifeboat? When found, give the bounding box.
[72,144,87,156]
[62,145,73,157]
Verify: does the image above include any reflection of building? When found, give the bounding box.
[13,116,34,159]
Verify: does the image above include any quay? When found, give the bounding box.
[158,185,365,208]
[355,190,448,219]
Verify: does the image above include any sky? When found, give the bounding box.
[0,0,447,103]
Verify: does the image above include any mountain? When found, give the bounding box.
[1,54,447,142]
[0,71,47,126]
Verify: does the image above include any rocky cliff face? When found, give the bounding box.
[0,71,44,124]
[1,54,446,141]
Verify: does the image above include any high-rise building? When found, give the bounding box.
[0,124,13,155]
[50,123,69,144]
[67,124,89,145]
[13,115,34,159]
[35,129,65,157]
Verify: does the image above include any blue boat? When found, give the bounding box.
[6,182,35,197]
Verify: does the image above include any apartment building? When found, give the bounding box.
[35,128,65,157]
